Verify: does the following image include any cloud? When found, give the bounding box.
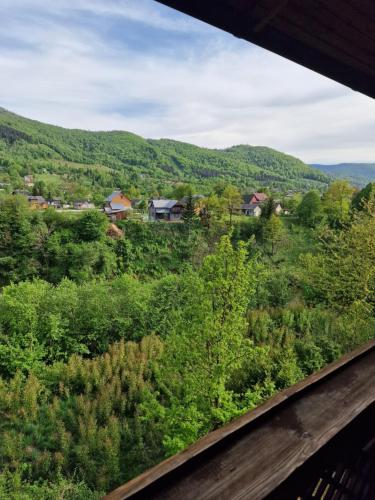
[0,0,374,163]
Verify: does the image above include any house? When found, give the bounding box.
[243,192,268,205]
[149,199,181,221]
[104,191,132,221]
[48,198,62,209]
[241,203,262,217]
[74,201,95,210]
[27,195,48,209]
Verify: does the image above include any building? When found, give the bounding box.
[27,195,48,209]
[149,199,181,221]
[243,192,268,205]
[241,203,262,217]
[73,201,95,210]
[104,191,132,221]
[48,198,62,209]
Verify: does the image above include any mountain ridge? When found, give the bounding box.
[0,107,330,196]
[312,163,375,187]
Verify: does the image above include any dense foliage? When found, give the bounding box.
[0,108,330,201]
[0,146,374,497]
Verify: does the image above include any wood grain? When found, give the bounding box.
[104,340,375,500]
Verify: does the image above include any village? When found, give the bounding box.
[13,174,284,223]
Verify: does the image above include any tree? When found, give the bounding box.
[182,193,198,226]
[260,197,276,220]
[173,183,193,200]
[351,182,375,214]
[297,191,323,227]
[221,185,242,226]
[322,180,354,227]
[75,211,108,242]
[32,180,47,197]
[300,216,375,315]
[262,214,286,256]
[154,236,263,454]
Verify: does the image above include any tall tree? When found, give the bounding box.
[260,196,276,220]
[297,191,323,227]
[351,182,375,214]
[182,193,198,226]
[222,185,242,226]
[322,180,354,226]
[262,214,286,256]
[155,236,262,454]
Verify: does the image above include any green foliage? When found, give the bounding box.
[321,180,354,227]
[0,108,330,198]
[262,214,287,256]
[75,211,108,242]
[300,216,375,315]
[351,182,375,213]
[297,190,324,227]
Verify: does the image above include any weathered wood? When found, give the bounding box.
[155,0,375,99]
[104,340,375,500]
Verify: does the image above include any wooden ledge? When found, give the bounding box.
[105,339,375,499]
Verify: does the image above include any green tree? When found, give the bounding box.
[222,185,242,226]
[75,211,108,242]
[154,236,262,454]
[297,191,323,227]
[351,182,375,214]
[182,193,198,226]
[260,196,276,220]
[322,180,354,226]
[262,214,286,256]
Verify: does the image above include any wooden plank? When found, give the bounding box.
[155,0,375,98]
[104,340,375,500]
[254,0,375,74]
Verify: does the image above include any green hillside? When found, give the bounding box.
[0,107,329,199]
[312,163,375,187]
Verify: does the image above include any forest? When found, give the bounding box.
[0,178,374,498]
[0,108,330,203]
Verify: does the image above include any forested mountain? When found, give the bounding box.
[312,163,375,187]
[0,108,329,198]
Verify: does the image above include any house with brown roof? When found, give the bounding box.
[104,191,132,221]
[27,195,48,210]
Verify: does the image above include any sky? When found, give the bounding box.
[1,0,374,164]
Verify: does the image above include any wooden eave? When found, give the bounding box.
[156,0,375,99]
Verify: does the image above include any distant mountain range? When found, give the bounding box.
[312,163,375,187]
[0,107,330,195]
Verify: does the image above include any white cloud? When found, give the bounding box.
[0,0,374,163]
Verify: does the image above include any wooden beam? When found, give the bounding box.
[155,0,375,99]
[104,340,375,500]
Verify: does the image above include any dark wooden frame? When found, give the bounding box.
[105,339,375,499]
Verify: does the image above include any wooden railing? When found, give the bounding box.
[104,340,375,499]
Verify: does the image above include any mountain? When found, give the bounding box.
[312,163,375,187]
[0,107,329,198]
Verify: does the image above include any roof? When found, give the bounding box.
[156,1,375,100]
[150,199,177,209]
[241,203,261,210]
[106,191,124,202]
[110,202,127,211]
[252,192,268,202]
[28,196,46,203]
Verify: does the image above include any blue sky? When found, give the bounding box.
[1,0,374,163]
